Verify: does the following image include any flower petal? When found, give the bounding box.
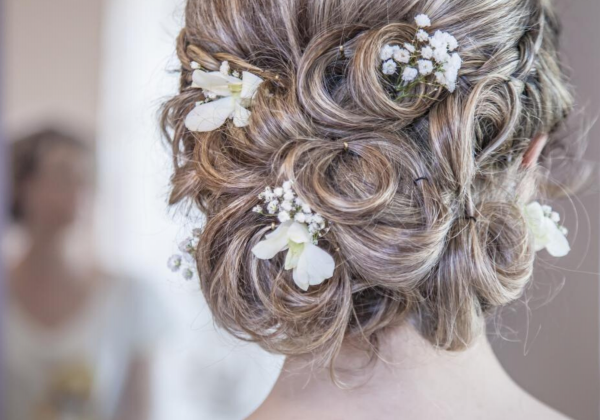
[292,243,335,290]
[240,71,264,100]
[284,241,304,270]
[251,221,292,260]
[233,102,252,127]
[545,224,571,257]
[287,222,311,244]
[192,70,236,96]
[184,97,235,132]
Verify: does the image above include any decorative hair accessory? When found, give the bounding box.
[524,201,570,257]
[379,14,462,97]
[185,60,264,132]
[251,180,335,291]
[167,228,201,281]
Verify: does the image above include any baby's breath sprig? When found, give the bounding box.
[379,14,462,99]
[253,180,329,244]
[167,228,202,281]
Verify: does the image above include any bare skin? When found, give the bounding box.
[248,324,570,420]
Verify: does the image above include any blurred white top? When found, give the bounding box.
[3,277,161,420]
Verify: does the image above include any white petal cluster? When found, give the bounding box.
[254,180,328,236]
[185,61,264,132]
[378,14,462,95]
[167,229,201,281]
[252,180,335,291]
[382,59,398,75]
[402,66,418,82]
[524,202,570,258]
[415,14,431,28]
[418,59,434,76]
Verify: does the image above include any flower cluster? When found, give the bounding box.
[524,202,570,258]
[251,181,335,291]
[185,60,264,132]
[167,228,202,281]
[379,14,462,97]
[253,180,328,241]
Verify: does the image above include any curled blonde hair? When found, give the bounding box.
[162,0,578,365]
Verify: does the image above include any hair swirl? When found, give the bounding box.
[161,0,582,365]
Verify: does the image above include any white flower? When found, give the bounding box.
[446,33,459,51]
[302,203,312,214]
[278,211,291,223]
[252,221,335,291]
[524,202,570,257]
[429,30,448,50]
[283,180,293,191]
[416,29,430,42]
[433,47,449,63]
[267,201,279,214]
[294,213,307,223]
[418,59,434,75]
[191,61,200,69]
[281,200,293,211]
[415,14,431,28]
[380,44,395,60]
[167,255,182,272]
[263,187,275,201]
[393,48,411,64]
[220,60,230,76]
[404,42,416,53]
[252,205,263,213]
[402,66,419,82]
[179,239,194,254]
[283,191,295,201]
[382,59,398,75]
[185,65,264,132]
[274,187,284,197]
[182,268,194,281]
[421,46,433,59]
[551,212,560,223]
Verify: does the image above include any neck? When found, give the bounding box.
[261,324,520,417]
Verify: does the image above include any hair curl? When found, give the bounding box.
[161,0,581,366]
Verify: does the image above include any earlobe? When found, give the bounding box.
[522,133,548,169]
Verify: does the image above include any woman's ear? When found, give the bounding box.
[522,133,548,169]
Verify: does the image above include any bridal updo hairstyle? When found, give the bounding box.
[162,0,577,365]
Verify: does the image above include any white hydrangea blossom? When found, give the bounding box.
[382,59,398,75]
[251,180,334,291]
[378,14,462,95]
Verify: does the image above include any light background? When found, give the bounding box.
[2,0,599,419]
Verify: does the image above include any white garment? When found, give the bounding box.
[3,278,161,420]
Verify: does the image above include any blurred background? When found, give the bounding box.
[0,0,598,419]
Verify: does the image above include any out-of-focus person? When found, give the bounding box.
[2,128,161,420]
